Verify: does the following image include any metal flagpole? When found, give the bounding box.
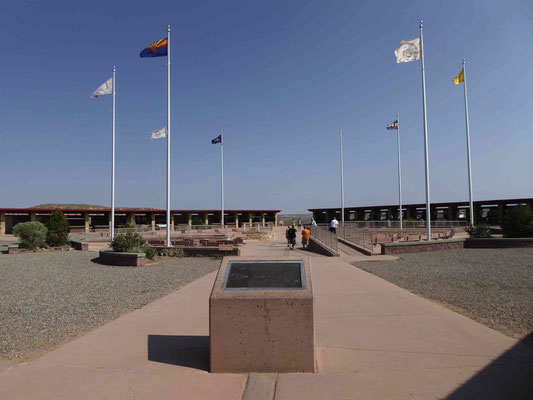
[220,128,224,228]
[396,113,403,231]
[340,126,345,227]
[111,66,116,240]
[463,58,474,227]
[166,25,171,247]
[420,21,431,241]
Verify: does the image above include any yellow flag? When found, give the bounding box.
[453,69,464,85]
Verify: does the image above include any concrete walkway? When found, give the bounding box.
[1,228,531,399]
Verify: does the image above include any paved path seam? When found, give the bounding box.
[242,373,277,400]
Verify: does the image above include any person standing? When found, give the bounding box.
[330,217,339,234]
[288,224,297,250]
[301,225,310,249]
[285,226,290,248]
[297,218,302,230]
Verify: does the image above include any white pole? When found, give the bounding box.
[397,113,403,231]
[340,126,345,227]
[221,128,224,228]
[166,25,171,247]
[420,21,431,241]
[463,58,474,227]
[111,66,116,240]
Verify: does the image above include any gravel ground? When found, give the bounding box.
[0,252,220,360]
[353,248,533,342]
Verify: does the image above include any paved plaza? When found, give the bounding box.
[0,228,532,399]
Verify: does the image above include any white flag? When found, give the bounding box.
[91,78,113,98]
[150,126,167,139]
[395,38,421,63]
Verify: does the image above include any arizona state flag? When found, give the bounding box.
[453,68,464,85]
[386,120,398,130]
[140,38,168,57]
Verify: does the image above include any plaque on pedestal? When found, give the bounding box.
[209,256,315,373]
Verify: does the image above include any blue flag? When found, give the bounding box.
[211,135,222,144]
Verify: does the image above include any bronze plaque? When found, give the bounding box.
[224,261,303,289]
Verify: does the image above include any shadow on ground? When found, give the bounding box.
[445,331,533,399]
[147,335,209,371]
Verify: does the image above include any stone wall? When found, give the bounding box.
[464,238,533,248]
[381,239,465,255]
[381,237,533,255]
[151,246,240,257]
[99,251,145,266]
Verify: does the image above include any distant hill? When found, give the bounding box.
[30,204,108,210]
[29,204,159,210]
[277,213,312,224]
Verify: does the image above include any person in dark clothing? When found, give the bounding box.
[288,225,297,250]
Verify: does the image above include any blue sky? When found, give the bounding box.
[1,0,532,213]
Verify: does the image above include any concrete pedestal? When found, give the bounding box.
[209,256,315,373]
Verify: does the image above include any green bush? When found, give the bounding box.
[466,224,492,238]
[144,246,157,259]
[110,232,160,259]
[502,205,533,238]
[46,210,70,247]
[160,247,185,257]
[13,221,48,250]
[111,232,146,253]
[191,217,204,226]
[125,218,136,228]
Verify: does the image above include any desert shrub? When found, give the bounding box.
[13,221,48,250]
[144,246,157,259]
[125,218,136,228]
[111,232,146,253]
[466,224,492,238]
[160,247,185,257]
[502,205,533,238]
[110,232,160,257]
[46,210,70,247]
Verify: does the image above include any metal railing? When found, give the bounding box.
[319,220,467,230]
[336,225,373,251]
[310,225,338,255]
